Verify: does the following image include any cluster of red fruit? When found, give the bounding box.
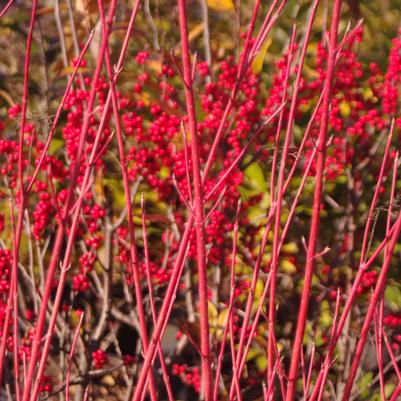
[171,363,201,393]
[1,19,401,395]
[92,348,108,369]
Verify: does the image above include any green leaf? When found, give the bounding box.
[244,162,267,192]
[104,179,126,209]
[385,285,401,311]
[359,372,373,399]
[49,138,64,155]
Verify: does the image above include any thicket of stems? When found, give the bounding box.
[1,0,401,401]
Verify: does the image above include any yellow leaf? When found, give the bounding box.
[319,300,332,328]
[280,258,297,274]
[208,301,218,326]
[255,355,267,372]
[363,87,374,101]
[209,302,227,339]
[251,279,264,313]
[60,66,91,77]
[362,87,377,103]
[245,348,262,361]
[159,166,170,179]
[251,37,272,74]
[146,60,163,74]
[207,0,234,12]
[339,101,351,118]
[189,23,205,43]
[214,309,229,340]
[281,242,298,254]
[70,309,82,328]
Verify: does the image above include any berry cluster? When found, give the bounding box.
[171,364,201,393]
[92,348,108,369]
[1,15,401,399]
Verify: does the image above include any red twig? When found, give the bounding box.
[65,311,84,401]
[3,0,39,397]
[308,120,396,401]
[25,31,95,194]
[99,1,160,398]
[268,0,318,380]
[141,195,175,401]
[212,201,241,401]
[177,0,212,398]
[285,1,342,399]
[22,3,119,400]
[373,151,398,401]
[0,0,14,18]
[228,113,319,401]
[341,193,401,399]
[131,4,294,399]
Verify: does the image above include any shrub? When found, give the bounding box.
[1,1,401,400]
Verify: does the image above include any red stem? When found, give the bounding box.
[21,3,118,400]
[141,197,175,401]
[373,152,398,401]
[99,2,160,399]
[65,312,84,401]
[341,207,401,400]
[0,0,14,18]
[177,0,212,398]
[268,1,318,380]
[228,139,318,401]
[130,4,283,398]
[213,202,240,401]
[25,31,95,194]
[307,121,396,401]
[285,1,342,399]
[2,0,38,396]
